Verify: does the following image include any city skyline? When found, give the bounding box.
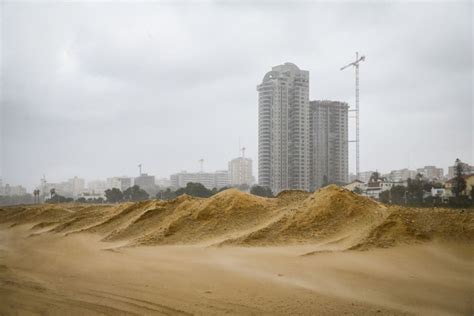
[2,1,473,190]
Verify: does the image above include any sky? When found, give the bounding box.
[1,0,473,190]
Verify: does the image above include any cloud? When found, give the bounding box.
[1,1,472,189]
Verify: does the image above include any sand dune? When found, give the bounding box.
[1,185,472,249]
[1,186,473,315]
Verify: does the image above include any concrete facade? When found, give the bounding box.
[228,157,254,186]
[170,171,229,190]
[309,100,349,190]
[257,62,310,194]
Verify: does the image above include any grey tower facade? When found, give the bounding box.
[310,100,349,190]
[257,63,310,194]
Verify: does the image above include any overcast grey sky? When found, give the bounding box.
[1,1,473,190]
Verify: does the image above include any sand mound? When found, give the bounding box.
[352,207,474,250]
[220,185,389,247]
[132,189,277,246]
[276,190,312,206]
[2,185,473,250]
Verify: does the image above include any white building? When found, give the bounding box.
[87,180,108,195]
[2,184,27,196]
[228,157,254,186]
[156,178,171,188]
[170,171,229,190]
[257,62,310,194]
[388,169,417,182]
[68,176,85,197]
[106,177,132,191]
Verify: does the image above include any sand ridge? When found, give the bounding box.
[0,185,472,250]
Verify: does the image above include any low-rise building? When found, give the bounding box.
[448,162,474,179]
[357,171,376,183]
[445,174,474,196]
[343,180,365,192]
[107,177,132,192]
[364,181,396,200]
[170,170,230,190]
[388,169,417,182]
[416,166,444,181]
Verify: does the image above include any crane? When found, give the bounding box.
[341,52,366,181]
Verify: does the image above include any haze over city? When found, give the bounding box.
[1,1,473,190]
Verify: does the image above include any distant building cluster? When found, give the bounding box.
[170,156,256,190]
[344,162,474,201]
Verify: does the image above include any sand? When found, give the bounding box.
[1,186,473,315]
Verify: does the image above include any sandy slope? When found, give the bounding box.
[1,186,473,315]
[0,226,472,315]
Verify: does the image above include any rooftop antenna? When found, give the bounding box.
[341,52,366,180]
[241,146,246,158]
[198,159,204,173]
[138,164,142,176]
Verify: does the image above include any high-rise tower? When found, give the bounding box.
[309,100,349,190]
[257,63,310,194]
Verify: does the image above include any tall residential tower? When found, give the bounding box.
[257,63,310,193]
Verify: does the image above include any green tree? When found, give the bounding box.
[123,185,149,201]
[452,158,467,198]
[46,194,72,204]
[369,171,380,183]
[76,197,87,203]
[250,185,273,197]
[0,194,35,206]
[105,188,124,203]
[175,182,213,198]
[390,185,407,205]
[379,190,390,203]
[407,176,424,205]
[156,188,177,200]
[353,186,363,194]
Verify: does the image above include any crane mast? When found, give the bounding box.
[341,52,365,181]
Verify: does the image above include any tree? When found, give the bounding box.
[379,190,390,203]
[76,197,87,203]
[156,188,177,200]
[46,194,72,204]
[452,158,467,198]
[369,171,380,183]
[391,185,407,205]
[353,186,363,194]
[250,185,273,197]
[123,185,149,201]
[0,194,35,206]
[50,188,56,199]
[175,182,213,198]
[407,177,424,205]
[105,188,124,203]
